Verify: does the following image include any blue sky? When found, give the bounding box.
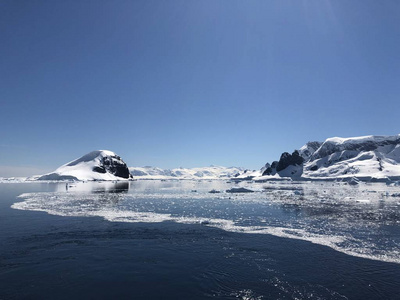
[1,0,400,176]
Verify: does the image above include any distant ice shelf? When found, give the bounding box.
[129,166,244,180]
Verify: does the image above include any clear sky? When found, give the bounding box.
[1,0,400,176]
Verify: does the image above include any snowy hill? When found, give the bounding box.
[129,166,244,180]
[36,150,132,181]
[247,135,400,182]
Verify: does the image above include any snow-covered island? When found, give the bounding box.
[24,150,243,182]
[33,150,132,181]
[235,134,400,182]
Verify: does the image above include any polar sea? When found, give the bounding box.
[1,180,400,299]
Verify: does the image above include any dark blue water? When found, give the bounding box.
[1,182,400,299]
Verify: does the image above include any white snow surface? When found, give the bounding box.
[298,141,323,160]
[234,169,264,180]
[324,134,400,145]
[129,166,244,180]
[35,150,130,181]
[253,134,400,181]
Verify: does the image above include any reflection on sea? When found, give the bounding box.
[53,181,130,193]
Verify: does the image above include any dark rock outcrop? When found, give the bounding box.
[276,150,304,172]
[262,161,278,176]
[101,155,131,179]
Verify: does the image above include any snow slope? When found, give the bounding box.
[304,135,400,179]
[233,169,264,180]
[251,134,400,181]
[36,150,132,181]
[129,166,244,180]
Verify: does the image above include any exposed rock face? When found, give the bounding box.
[276,151,304,172]
[262,161,278,176]
[261,163,271,176]
[98,154,131,178]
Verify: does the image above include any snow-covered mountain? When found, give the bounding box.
[246,134,400,182]
[129,166,244,180]
[36,150,132,181]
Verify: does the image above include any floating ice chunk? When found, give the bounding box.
[226,187,254,193]
[386,180,400,186]
[208,189,221,194]
[355,199,370,203]
[348,177,360,185]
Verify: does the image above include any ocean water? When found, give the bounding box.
[1,180,400,299]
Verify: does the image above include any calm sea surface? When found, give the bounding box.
[1,181,400,299]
